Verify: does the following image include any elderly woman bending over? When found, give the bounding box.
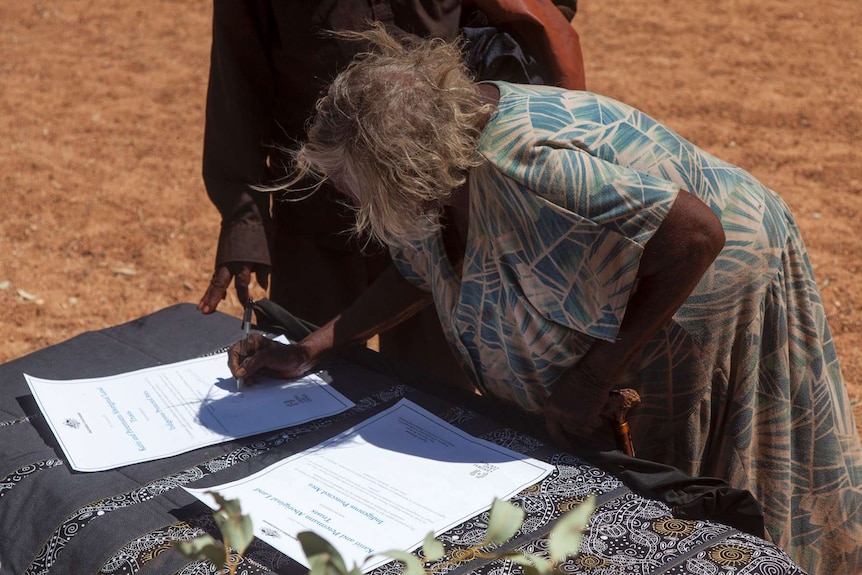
[229,26,862,574]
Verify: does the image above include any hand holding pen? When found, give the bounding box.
[236,297,254,390]
[228,334,320,389]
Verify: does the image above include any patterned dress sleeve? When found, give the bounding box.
[474,92,682,340]
[389,241,435,293]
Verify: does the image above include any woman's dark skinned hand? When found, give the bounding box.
[227,334,318,386]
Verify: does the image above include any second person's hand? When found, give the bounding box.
[198,262,270,314]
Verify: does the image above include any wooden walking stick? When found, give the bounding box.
[602,389,641,457]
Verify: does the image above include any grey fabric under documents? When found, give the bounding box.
[0,304,804,575]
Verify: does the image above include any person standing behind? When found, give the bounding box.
[196,0,585,389]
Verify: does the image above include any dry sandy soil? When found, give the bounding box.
[2,0,860,434]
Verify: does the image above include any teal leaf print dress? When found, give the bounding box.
[390,82,862,574]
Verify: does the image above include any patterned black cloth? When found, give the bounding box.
[0,305,805,574]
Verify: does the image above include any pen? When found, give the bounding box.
[237,297,253,391]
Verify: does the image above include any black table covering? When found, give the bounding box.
[0,304,805,575]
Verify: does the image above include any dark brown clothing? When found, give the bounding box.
[202,0,584,386]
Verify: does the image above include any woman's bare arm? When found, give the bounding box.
[229,263,432,384]
[547,189,726,433]
[302,263,433,359]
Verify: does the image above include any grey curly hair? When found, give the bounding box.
[283,24,490,248]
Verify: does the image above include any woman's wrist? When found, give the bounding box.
[297,328,336,371]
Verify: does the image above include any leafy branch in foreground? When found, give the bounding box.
[173,491,254,575]
[174,492,597,575]
[301,494,597,575]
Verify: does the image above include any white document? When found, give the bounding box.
[185,399,553,572]
[25,351,354,472]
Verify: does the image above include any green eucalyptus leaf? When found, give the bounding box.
[378,550,424,575]
[548,494,596,562]
[308,551,342,575]
[502,552,552,575]
[483,498,525,545]
[422,532,445,561]
[209,491,240,515]
[222,512,255,556]
[298,531,350,575]
[208,491,254,556]
[173,535,226,567]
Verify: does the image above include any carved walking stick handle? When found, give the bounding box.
[602,388,641,457]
